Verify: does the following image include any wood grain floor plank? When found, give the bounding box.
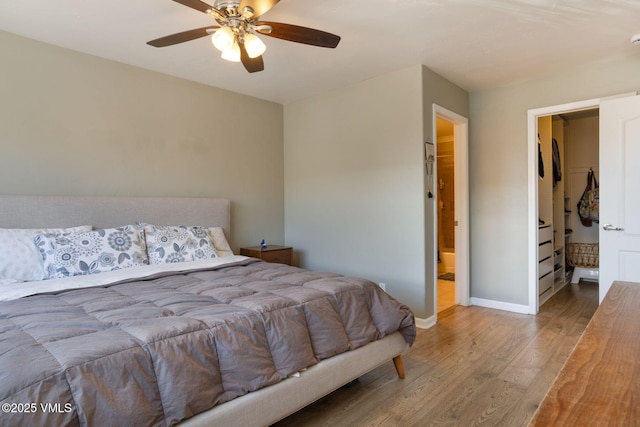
[273,282,598,427]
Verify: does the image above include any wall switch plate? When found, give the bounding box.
[378,282,386,291]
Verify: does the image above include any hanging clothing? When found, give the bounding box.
[538,134,544,178]
[552,138,562,186]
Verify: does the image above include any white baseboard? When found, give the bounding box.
[470,297,531,314]
[415,298,531,330]
[414,315,436,329]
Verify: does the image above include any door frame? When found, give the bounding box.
[526,93,636,314]
[433,104,470,311]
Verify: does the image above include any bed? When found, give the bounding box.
[0,195,415,426]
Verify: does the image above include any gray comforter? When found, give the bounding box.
[0,259,415,426]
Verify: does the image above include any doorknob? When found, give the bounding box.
[603,224,624,231]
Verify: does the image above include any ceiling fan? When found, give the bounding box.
[147,0,341,73]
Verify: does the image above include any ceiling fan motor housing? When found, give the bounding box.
[214,0,242,16]
[214,1,240,9]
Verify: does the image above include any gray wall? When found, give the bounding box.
[0,30,285,251]
[469,55,640,306]
[284,66,424,313]
[284,65,468,319]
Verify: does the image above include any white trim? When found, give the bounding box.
[433,105,470,319]
[414,316,436,329]
[526,93,636,314]
[527,110,541,315]
[470,297,530,314]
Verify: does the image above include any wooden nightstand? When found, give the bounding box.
[240,245,293,266]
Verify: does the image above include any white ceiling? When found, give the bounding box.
[1,0,639,104]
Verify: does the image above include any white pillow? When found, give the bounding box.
[144,225,218,264]
[208,227,233,257]
[36,225,148,279]
[0,225,92,282]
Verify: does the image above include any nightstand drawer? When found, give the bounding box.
[239,245,293,266]
[259,249,292,265]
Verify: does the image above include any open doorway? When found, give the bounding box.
[528,98,600,313]
[537,109,600,307]
[529,93,640,309]
[436,118,456,312]
[433,105,470,315]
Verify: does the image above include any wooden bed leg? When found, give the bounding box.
[392,355,405,379]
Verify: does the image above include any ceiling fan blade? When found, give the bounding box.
[256,22,340,48]
[239,42,265,73]
[239,0,279,19]
[172,0,213,14]
[147,26,218,47]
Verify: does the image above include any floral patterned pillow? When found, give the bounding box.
[35,225,149,279]
[144,225,218,264]
[0,225,92,282]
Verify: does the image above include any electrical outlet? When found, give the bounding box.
[378,282,386,291]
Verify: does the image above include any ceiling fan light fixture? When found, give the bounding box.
[221,41,241,62]
[244,33,266,58]
[211,27,235,52]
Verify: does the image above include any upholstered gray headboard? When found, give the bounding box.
[0,196,231,236]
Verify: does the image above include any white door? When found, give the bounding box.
[599,95,640,302]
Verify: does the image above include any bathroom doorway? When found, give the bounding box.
[432,104,469,317]
[436,117,456,313]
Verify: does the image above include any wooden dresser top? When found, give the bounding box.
[529,281,640,426]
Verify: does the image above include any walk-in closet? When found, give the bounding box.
[537,109,599,306]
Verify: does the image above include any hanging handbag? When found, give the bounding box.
[577,169,599,227]
[588,172,599,222]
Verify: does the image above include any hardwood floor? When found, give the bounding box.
[437,278,456,313]
[274,281,598,427]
